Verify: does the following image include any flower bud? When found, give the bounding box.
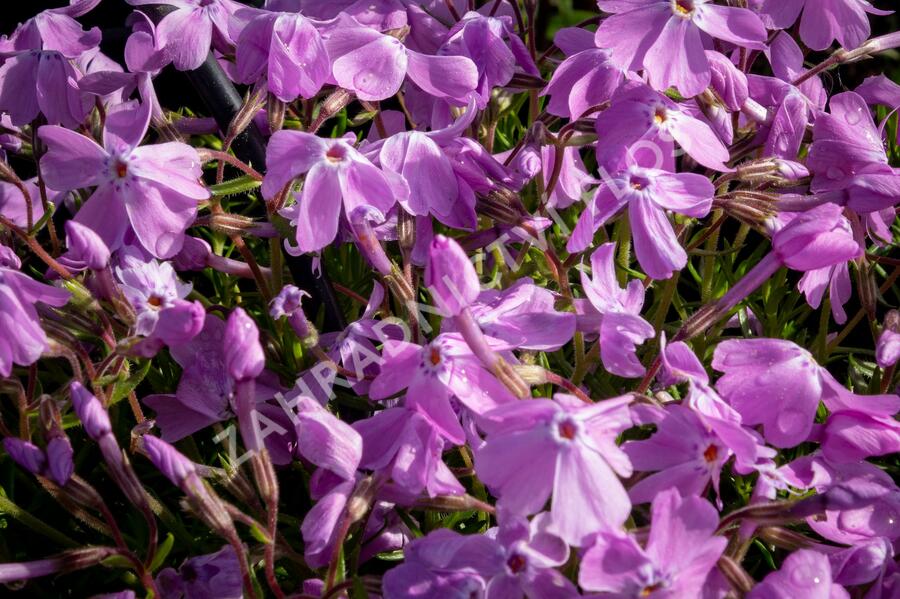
[0,547,116,584]
[69,382,111,441]
[877,311,900,368]
[424,235,480,317]
[476,189,527,225]
[64,221,110,270]
[348,207,393,276]
[203,213,276,237]
[172,236,212,271]
[714,192,778,226]
[863,31,900,55]
[45,436,74,487]
[716,555,754,594]
[0,244,21,270]
[267,93,285,133]
[143,434,198,488]
[777,160,810,180]
[224,308,265,381]
[707,51,748,111]
[772,204,861,271]
[2,437,46,476]
[40,397,73,486]
[154,300,205,346]
[757,526,815,551]
[143,435,235,534]
[270,284,315,344]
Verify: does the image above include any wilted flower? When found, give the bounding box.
[876,311,900,368]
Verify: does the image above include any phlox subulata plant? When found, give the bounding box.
[0,1,898,598]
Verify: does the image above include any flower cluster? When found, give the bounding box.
[0,1,898,598]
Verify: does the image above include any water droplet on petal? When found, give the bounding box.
[353,71,372,91]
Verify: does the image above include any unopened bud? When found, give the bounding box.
[757,526,815,550]
[477,188,527,225]
[70,382,111,441]
[716,555,754,594]
[313,89,354,131]
[862,31,900,55]
[734,159,809,187]
[713,192,777,227]
[63,475,105,508]
[2,438,46,476]
[397,209,416,255]
[385,268,415,305]
[270,285,317,346]
[412,494,495,514]
[172,236,212,271]
[492,358,531,400]
[348,207,393,276]
[226,83,267,143]
[0,547,117,584]
[143,435,235,534]
[64,221,110,270]
[267,93,285,133]
[855,258,877,321]
[249,449,279,506]
[224,308,265,381]
[202,213,271,237]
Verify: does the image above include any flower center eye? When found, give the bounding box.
[115,161,128,178]
[429,348,441,366]
[703,443,718,463]
[641,582,664,596]
[147,295,164,308]
[673,0,694,16]
[325,145,347,163]
[181,563,198,582]
[653,107,668,125]
[630,175,651,190]
[507,554,527,574]
[557,419,577,440]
